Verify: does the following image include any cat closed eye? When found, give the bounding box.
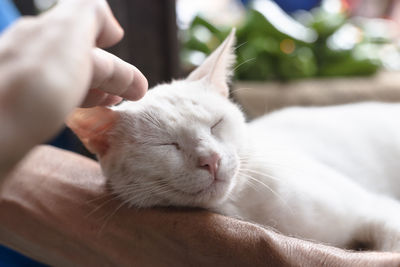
[211,118,224,130]
[160,143,180,150]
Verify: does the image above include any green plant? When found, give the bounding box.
[181,6,382,81]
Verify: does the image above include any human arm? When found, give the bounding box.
[0,0,148,178]
[0,145,399,267]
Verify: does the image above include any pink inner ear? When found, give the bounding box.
[66,107,119,156]
[186,28,236,97]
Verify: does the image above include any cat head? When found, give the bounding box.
[67,29,247,208]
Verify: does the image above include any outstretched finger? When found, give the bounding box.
[80,88,123,107]
[91,48,148,101]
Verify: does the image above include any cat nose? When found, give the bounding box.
[198,153,220,179]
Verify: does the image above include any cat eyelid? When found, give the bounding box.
[160,142,180,150]
[211,118,224,129]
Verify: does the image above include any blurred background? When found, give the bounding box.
[176,0,400,116]
[2,0,400,265]
[10,0,400,116]
[179,0,400,80]
[12,0,400,84]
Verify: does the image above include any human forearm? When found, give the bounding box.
[264,228,400,266]
[0,145,108,265]
[0,145,281,266]
[1,146,399,267]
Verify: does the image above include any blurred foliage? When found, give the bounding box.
[181,6,384,81]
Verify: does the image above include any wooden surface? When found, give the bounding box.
[233,72,400,119]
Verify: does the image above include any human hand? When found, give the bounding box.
[0,146,399,266]
[0,0,147,177]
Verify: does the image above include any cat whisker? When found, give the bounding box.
[239,160,301,173]
[230,87,254,95]
[86,195,121,218]
[111,179,168,191]
[234,41,248,51]
[240,147,296,155]
[239,152,296,160]
[132,186,177,207]
[97,198,131,235]
[140,110,164,130]
[128,185,172,198]
[233,57,256,72]
[239,154,294,160]
[118,181,176,206]
[85,193,113,204]
[242,179,260,193]
[239,157,305,172]
[241,157,296,163]
[238,168,281,182]
[239,172,294,215]
[244,179,266,195]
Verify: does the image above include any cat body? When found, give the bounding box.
[67,29,400,251]
[225,103,400,250]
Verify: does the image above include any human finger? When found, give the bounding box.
[80,88,123,108]
[91,48,148,101]
[94,0,125,48]
[51,0,124,48]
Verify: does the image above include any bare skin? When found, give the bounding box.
[0,1,399,265]
[1,145,399,267]
[0,0,148,178]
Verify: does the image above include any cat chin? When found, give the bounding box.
[111,175,234,209]
[159,179,234,208]
[184,166,239,207]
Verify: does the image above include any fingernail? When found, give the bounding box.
[121,67,148,101]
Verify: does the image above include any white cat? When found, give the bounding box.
[67,29,400,251]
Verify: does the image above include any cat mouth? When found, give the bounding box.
[190,179,225,196]
[171,178,226,197]
[184,167,238,197]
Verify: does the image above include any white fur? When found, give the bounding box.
[225,103,400,250]
[94,30,400,251]
[103,80,246,208]
[102,92,400,251]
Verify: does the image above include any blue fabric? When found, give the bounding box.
[0,0,20,33]
[240,0,321,12]
[0,246,46,267]
[273,0,321,13]
[239,0,251,7]
[0,2,46,266]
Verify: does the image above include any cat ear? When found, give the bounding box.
[186,28,236,97]
[66,107,119,156]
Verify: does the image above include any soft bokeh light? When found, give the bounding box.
[253,0,318,43]
[176,0,244,29]
[34,0,57,12]
[280,39,295,54]
[327,23,363,50]
[187,50,207,66]
[322,0,343,13]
